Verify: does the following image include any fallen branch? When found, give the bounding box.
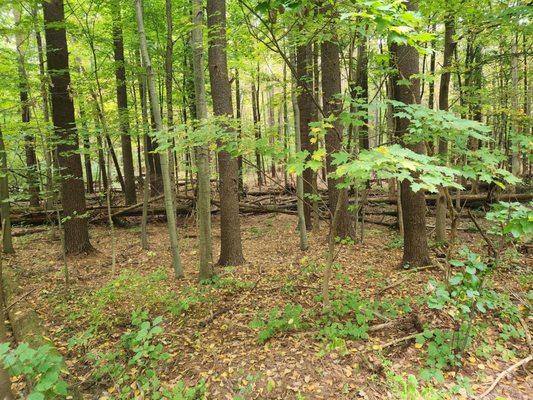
[380,331,424,349]
[477,354,532,399]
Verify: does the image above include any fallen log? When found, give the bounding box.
[1,267,82,399]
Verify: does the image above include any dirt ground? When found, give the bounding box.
[4,210,532,399]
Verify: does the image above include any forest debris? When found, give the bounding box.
[198,275,263,328]
[476,354,532,399]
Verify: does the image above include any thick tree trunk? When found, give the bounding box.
[112,6,137,205]
[135,0,183,278]
[435,17,456,243]
[207,0,244,266]
[296,39,317,230]
[43,0,92,254]
[320,11,354,239]
[14,8,40,207]
[192,0,213,280]
[389,0,430,267]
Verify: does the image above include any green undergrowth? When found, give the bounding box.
[64,268,255,350]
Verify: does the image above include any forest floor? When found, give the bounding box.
[4,206,532,399]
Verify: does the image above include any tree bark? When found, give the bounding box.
[251,80,263,187]
[78,102,94,193]
[207,0,245,266]
[296,37,317,230]
[435,17,456,243]
[0,126,14,254]
[389,0,430,267]
[14,8,40,207]
[320,8,354,238]
[43,0,92,254]
[192,0,214,279]
[112,5,137,205]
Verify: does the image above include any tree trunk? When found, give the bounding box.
[0,126,14,254]
[96,130,108,191]
[14,8,40,207]
[135,0,183,278]
[165,0,174,128]
[79,102,94,193]
[251,80,263,187]
[435,17,456,243]
[355,39,369,151]
[112,5,137,205]
[389,0,430,267]
[320,9,354,238]
[296,37,317,230]
[192,0,213,280]
[235,69,244,192]
[511,34,521,176]
[207,0,245,266]
[291,67,309,251]
[43,0,92,254]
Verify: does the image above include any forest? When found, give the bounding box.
[0,0,531,398]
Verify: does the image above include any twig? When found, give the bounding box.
[5,287,38,312]
[477,354,532,399]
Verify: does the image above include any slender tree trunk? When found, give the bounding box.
[43,0,92,254]
[320,8,354,238]
[140,69,150,250]
[511,34,521,176]
[355,39,369,151]
[282,63,290,189]
[291,65,309,251]
[78,102,94,193]
[296,36,317,230]
[165,0,174,125]
[435,17,456,243]
[86,80,127,194]
[267,88,277,178]
[95,129,108,191]
[251,81,263,187]
[112,5,137,205]
[235,69,244,192]
[34,10,54,210]
[135,0,183,278]
[389,0,430,267]
[192,0,213,280]
[14,8,40,207]
[0,126,14,254]
[428,26,436,110]
[207,0,245,266]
